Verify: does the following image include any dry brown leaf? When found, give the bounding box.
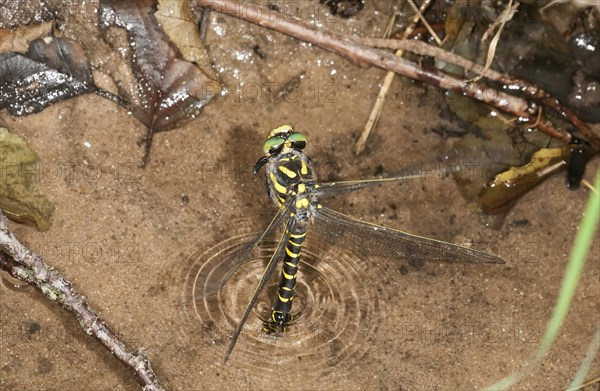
[100,0,220,166]
[0,0,53,29]
[478,148,566,214]
[0,36,96,115]
[0,126,55,231]
[155,0,217,80]
[0,22,53,53]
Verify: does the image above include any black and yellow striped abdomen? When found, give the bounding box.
[264,224,307,332]
[263,149,315,332]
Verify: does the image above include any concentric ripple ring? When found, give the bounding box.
[184,231,380,377]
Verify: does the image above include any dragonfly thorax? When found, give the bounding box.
[264,149,318,222]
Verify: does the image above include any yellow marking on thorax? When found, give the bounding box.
[300,161,308,175]
[295,198,309,209]
[270,172,288,195]
[297,183,306,194]
[278,166,297,178]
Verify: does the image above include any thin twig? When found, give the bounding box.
[195,0,600,151]
[355,0,435,155]
[356,37,519,86]
[353,36,598,145]
[0,212,165,391]
[581,179,597,193]
[407,0,441,45]
[354,0,408,155]
[469,0,518,83]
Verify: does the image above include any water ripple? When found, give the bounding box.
[184,231,380,378]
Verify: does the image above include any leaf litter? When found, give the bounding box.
[0,35,116,116]
[0,125,54,231]
[0,0,220,168]
[100,0,221,166]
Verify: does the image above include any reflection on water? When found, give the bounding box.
[1,273,33,292]
[184,232,379,379]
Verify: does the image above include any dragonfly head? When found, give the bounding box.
[253,125,308,173]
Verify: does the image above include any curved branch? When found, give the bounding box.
[195,0,599,150]
[0,213,165,391]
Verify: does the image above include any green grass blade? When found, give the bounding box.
[483,170,600,390]
[566,324,600,390]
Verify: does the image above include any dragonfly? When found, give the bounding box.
[223,125,504,363]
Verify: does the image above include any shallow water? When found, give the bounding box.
[1,1,599,390]
[186,232,379,383]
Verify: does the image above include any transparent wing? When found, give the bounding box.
[313,162,465,198]
[237,196,295,260]
[200,197,295,299]
[224,216,296,363]
[313,207,504,264]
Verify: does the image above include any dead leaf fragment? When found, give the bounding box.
[0,22,53,53]
[0,36,96,115]
[479,147,572,214]
[0,0,53,29]
[100,0,220,166]
[0,126,54,231]
[155,0,217,79]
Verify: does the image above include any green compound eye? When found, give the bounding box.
[287,132,307,150]
[263,136,286,154]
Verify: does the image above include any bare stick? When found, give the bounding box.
[350,36,597,143]
[195,0,600,150]
[0,213,165,391]
[355,0,433,155]
[407,0,441,45]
